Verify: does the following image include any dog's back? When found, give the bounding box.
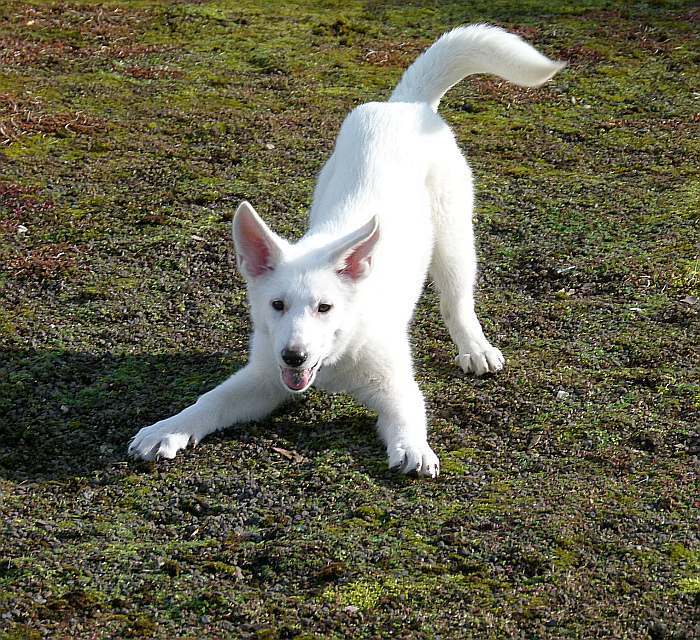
[307,25,564,318]
[309,24,565,240]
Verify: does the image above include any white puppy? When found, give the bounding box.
[129,25,564,477]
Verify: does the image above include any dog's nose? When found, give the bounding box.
[281,349,307,368]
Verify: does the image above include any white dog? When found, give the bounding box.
[129,25,564,477]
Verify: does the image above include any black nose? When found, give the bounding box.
[281,349,307,368]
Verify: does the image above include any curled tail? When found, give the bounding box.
[389,24,565,111]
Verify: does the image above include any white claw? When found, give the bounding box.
[128,418,201,461]
[456,345,505,376]
[387,441,440,478]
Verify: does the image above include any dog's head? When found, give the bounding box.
[232,201,379,393]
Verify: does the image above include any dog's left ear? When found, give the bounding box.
[329,216,380,282]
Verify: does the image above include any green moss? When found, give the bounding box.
[552,547,578,570]
[1,134,61,160]
[668,543,694,563]
[323,577,388,609]
[202,561,243,578]
[439,452,469,475]
[0,307,16,337]
[667,543,700,595]
[676,577,700,595]
[669,258,700,296]
[348,504,386,528]
[0,625,42,640]
[322,571,506,612]
[124,614,157,638]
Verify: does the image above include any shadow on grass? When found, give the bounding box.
[0,348,231,481]
[0,348,384,482]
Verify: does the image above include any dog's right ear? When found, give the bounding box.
[232,201,284,279]
[328,216,380,282]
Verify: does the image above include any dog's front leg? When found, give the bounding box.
[128,363,287,461]
[357,375,440,478]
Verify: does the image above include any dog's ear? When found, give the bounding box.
[329,216,380,282]
[232,201,284,279]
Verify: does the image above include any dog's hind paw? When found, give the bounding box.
[128,420,199,461]
[456,344,505,376]
[387,441,440,478]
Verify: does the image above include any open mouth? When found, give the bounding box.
[280,360,321,393]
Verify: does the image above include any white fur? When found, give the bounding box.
[129,24,564,477]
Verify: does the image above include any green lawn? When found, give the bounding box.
[1,1,698,638]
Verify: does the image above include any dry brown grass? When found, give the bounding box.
[0,93,107,145]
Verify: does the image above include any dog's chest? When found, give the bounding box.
[313,365,347,393]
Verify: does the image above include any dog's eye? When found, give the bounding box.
[318,303,332,313]
[271,300,284,311]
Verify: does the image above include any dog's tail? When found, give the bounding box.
[389,24,565,111]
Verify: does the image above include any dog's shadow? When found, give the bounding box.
[0,347,215,481]
[0,347,394,483]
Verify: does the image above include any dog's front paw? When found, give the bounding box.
[387,440,440,478]
[128,419,198,461]
[456,343,505,376]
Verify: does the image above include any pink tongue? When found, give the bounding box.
[282,367,312,391]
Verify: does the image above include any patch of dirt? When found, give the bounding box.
[123,66,184,80]
[0,183,54,232]
[0,93,107,145]
[468,77,560,105]
[108,43,171,60]
[0,36,169,66]
[0,36,82,65]
[0,3,170,67]
[558,43,605,66]
[5,243,80,279]
[362,39,429,67]
[600,114,700,131]
[16,3,148,39]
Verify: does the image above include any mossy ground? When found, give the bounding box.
[1,1,698,638]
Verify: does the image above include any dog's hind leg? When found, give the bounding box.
[428,150,505,376]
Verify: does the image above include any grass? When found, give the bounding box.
[1,0,698,638]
